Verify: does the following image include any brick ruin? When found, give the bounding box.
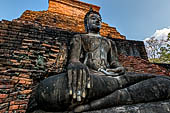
[18,0,125,39]
[0,0,169,112]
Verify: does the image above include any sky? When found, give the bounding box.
[1,0,170,41]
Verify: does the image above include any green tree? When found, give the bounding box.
[145,33,170,64]
[158,34,170,63]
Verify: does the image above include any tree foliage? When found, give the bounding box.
[145,33,170,64]
[158,34,170,63]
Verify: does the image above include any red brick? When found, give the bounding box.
[0,103,9,110]
[0,85,14,89]
[9,105,19,110]
[25,81,33,85]
[50,54,57,58]
[19,80,26,84]
[42,43,51,47]
[12,79,18,83]
[19,104,27,109]
[19,74,30,78]
[19,90,32,95]
[0,107,8,113]
[10,101,15,105]
[13,62,21,65]
[0,39,5,43]
[0,94,8,99]
[21,60,31,64]
[16,110,26,113]
[119,55,169,76]
[18,78,32,82]
[10,59,17,63]
[23,39,40,43]
[12,76,19,80]
[10,92,18,97]
[51,48,59,53]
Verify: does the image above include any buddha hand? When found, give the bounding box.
[67,62,91,102]
[106,67,125,76]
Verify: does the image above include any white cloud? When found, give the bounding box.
[144,27,170,44]
[152,27,170,40]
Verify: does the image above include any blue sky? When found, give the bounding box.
[1,0,170,41]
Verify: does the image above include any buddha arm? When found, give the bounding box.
[69,34,82,63]
[67,34,91,102]
[107,40,125,75]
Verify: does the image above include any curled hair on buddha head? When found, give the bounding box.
[84,7,102,33]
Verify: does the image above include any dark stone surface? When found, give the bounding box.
[84,100,170,113]
[31,100,170,113]
[111,38,148,60]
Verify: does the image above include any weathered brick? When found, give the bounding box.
[19,104,27,109]
[16,110,26,112]
[10,101,15,105]
[18,78,32,82]
[51,48,59,53]
[0,85,13,89]
[9,92,18,97]
[19,90,32,95]
[42,43,51,47]
[25,81,32,85]
[0,89,10,94]
[119,55,169,75]
[20,60,31,64]
[0,103,9,110]
[0,108,8,113]
[9,105,19,110]
[10,59,17,63]
[0,94,8,99]
[18,74,30,78]
[11,100,28,105]
[18,80,26,84]
[0,79,13,85]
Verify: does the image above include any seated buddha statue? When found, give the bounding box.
[28,8,170,113]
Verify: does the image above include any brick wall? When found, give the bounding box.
[152,63,170,71]
[18,10,125,40]
[0,20,69,112]
[119,55,170,76]
[48,0,100,18]
[17,0,125,40]
[0,19,169,112]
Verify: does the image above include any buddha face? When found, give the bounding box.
[87,13,101,33]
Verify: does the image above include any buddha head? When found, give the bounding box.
[84,8,102,34]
